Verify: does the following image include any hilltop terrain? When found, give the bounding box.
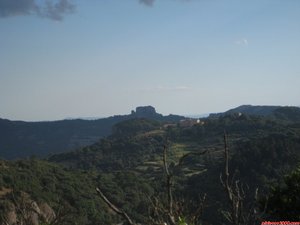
[0,106,184,159]
[1,105,299,160]
[1,105,300,224]
[210,105,300,120]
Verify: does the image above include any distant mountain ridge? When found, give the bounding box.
[209,105,300,120]
[0,106,184,159]
[1,104,300,160]
[225,105,281,116]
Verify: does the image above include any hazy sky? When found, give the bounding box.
[1,0,300,121]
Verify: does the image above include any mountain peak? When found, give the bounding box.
[131,106,160,117]
[136,105,156,114]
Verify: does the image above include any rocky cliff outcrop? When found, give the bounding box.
[0,190,56,225]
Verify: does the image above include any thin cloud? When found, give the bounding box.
[0,0,75,21]
[139,0,155,6]
[236,38,249,46]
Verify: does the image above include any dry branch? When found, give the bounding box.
[163,144,176,225]
[220,131,245,225]
[96,187,135,225]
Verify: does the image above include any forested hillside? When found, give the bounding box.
[210,105,300,121]
[1,106,300,224]
[0,106,184,159]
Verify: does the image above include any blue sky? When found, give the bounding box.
[1,0,299,121]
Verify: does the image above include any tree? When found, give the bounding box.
[96,142,208,225]
[220,131,260,225]
[263,166,300,220]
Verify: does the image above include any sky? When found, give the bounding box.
[0,0,300,121]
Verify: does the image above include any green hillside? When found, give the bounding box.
[1,108,300,224]
[0,106,184,159]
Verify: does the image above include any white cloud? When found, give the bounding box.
[236,38,249,46]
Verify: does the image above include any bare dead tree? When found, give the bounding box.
[160,142,208,225]
[220,131,263,225]
[163,144,176,225]
[96,142,208,225]
[220,131,245,225]
[96,187,136,225]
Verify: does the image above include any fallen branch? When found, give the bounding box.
[96,187,135,225]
